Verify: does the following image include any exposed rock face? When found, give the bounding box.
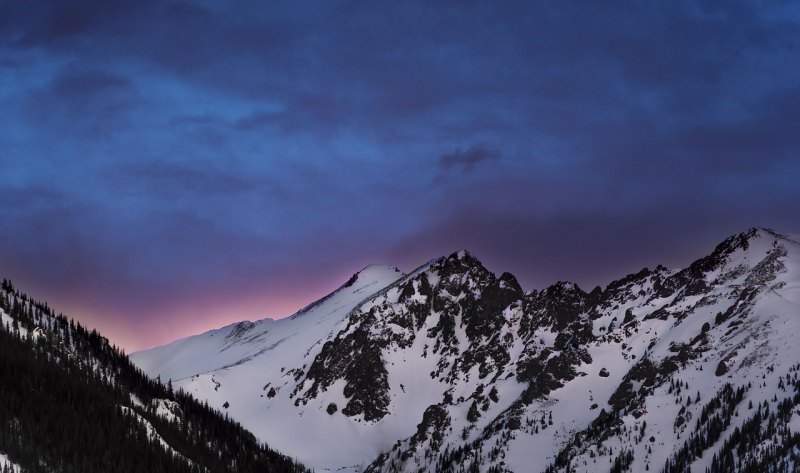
[134,228,800,473]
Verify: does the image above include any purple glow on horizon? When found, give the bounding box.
[0,1,798,351]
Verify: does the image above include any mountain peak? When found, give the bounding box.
[131,227,800,473]
[750,226,800,246]
[724,226,790,249]
[445,249,477,262]
[342,264,402,288]
[433,250,493,280]
[443,249,485,267]
[289,264,404,320]
[694,226,788,267]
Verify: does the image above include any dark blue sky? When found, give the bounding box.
[1,1,798,350]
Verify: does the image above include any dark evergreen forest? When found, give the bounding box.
[0,279,311,473]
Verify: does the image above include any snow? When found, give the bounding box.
[119,406,190,463]
[129,393,145,409]
[556,228,800,473]
[0,311,28,338]
[0,453,20,471]
[132,264,407,471]
[788,410,800,434]
[152,398,181,423]
[131,228,800,473]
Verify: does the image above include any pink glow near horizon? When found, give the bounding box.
[3,268,359,353]
[3,226,792,353]
[2,0,799,359]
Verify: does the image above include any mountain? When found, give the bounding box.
[132,228,800,473]
[0,280,311,473]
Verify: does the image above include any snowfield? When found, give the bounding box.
[133,264,407,471]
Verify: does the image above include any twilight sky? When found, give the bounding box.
[1,1,799,351]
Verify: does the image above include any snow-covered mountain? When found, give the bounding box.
[132,228,800,473]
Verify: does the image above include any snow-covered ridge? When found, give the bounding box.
[132,264,405,382]
[133,227,800,473]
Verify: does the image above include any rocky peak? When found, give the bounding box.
[604,267,654,294]
[702,227,791,267]
[547,280,584,296]
[521,280,587,331]
[132,227,800,473]
[498,271,523,294]
[433,249,489,278]
[653,228,790,299]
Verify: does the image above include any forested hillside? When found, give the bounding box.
[0,279,310,473]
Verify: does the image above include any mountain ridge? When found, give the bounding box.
[133,226,800,472]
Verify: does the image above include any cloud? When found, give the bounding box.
[1,0,799,350]
[438,145,501,172]
[51,68,131,98]
[110,158,262,198]
[4,0,144,48]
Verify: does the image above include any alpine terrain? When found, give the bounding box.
[0,280,311,473]
[131,227,800,473]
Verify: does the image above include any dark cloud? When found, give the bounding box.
[110,159,262,198]
[51,69,131,98]
[0,0,798,350]
[3,0,143,48]
[439,145,501,172]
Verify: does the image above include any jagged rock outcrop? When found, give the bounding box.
[134,228,800,473]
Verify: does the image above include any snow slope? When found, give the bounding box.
[133,228,800,473]
[132,264,406,471]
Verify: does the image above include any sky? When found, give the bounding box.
[1,1,799,351]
